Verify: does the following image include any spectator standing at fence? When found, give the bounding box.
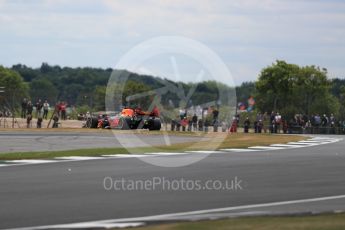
[275,112,282,133]
[257,120,263,133]
[43,100,49,120]
[256,113,263,123]
[303,114,309,125]
[270,111,276,133]
[322,114,330,134]
[21,98,27,118]
[271,119,277,133]
[330,114,336,127]
[330,114,336,134]
[310,114,316,127]
[321,114,328,127]
[314,114,321,127]
[198,119,203,131]
[255,113,263,133]
[192,114,198,131]
[262,112,269,133]
[313,114,320,133]
[60,101,67,120]
[27,101,33,116]
[244,117,250,133]
[282,119,288,134]
[36,99,43,118]
[179,109,186,120]
[212,108,219,132]
[212,108,219,124]
[171,119,176,131]
[181,117,188,131]
[229,117,237,133]
[188,117,193,132]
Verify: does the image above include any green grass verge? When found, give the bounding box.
[0,133,307,160]
[129,213,345,230]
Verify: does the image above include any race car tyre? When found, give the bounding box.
[89,117,98,128]
[148,118,161,131]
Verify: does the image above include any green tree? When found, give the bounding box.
[63,84,84,106]
[123,80,152,109]
[256,60,299,114]
[256,61,338,119]
[0,66,29,111]
[93,86,106,111]
[30,78,58,103]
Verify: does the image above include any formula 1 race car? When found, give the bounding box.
[84,107,161,130]
[110,107,161,130]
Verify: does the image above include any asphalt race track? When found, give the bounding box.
[0,131,203,153]
[0,135,345,229]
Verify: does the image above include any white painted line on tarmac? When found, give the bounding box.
[9,222,145,230]
[220,148,261,152]
[298,141,324,143]
[10,160,58,164]
[287,142,317,145]
[270,144,302,148]
[186,150,221,154]
[102,154,150,158]
[311,137,340,140]
[248,146,285,150]
[54,156,105,160]
[311,140,334,142]
[13,194,345,230]
[145,152,189,156]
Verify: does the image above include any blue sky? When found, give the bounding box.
[0,0,344,85]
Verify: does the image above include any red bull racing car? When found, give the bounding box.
[95,107,161,131]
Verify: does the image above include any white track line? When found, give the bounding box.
[270,144,302,148]
[287,142,317,145]
[248,146,285,150]
[145,152,189,156]
[9,222,145,230]
[10,160,58,164]
[298,140,325,143]
[312,137,339,140]
[102,154,150,158]
[186,150,221,154]
[220,148,261,152]
[12,194,345,230]
[55,156,105,160]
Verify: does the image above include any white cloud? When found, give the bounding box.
[0,0,344,82]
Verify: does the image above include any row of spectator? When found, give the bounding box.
[21,98,67,120]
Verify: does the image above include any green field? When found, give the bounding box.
[130,213,345,230]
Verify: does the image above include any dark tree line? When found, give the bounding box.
[6,63,235,112]
[1,61,344,120]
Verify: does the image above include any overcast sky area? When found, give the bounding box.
[0,0,344,86]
